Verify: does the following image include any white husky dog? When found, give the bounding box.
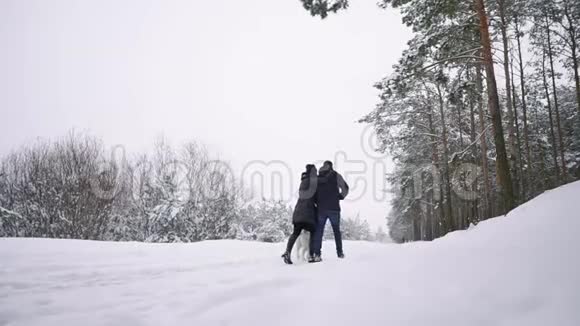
[293,230,311,262]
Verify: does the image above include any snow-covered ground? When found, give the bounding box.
[1,182,580,326]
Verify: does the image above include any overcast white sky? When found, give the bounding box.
[0,0,412,229]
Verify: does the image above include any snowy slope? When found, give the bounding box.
[1,182,580,326]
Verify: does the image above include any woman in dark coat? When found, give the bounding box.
[281,164,318,264]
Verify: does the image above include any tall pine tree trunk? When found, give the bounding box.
[476,67,492,220]
[456,101,465,148]
[436,85,454,233]
[515,15,533,196]
[428,108,444,238]
[510,54,525,199]
[475,0,515,212]
[467,68,480,222]
[498,0,520,203]
[563,0,580,114]
[412,209,421,241]
[426,193,434,240]
[542,49,561,184]
[545,14,567,179]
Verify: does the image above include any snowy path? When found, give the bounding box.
[1,181,580,326]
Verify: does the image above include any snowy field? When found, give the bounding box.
[1,182,580,326]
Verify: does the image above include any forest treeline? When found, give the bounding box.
[0,132,387,243]
[302,0,580,242]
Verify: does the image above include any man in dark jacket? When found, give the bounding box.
[312,160,349,261]
[281,164,318,264]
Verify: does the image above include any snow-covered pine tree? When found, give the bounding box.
[294,0,580,242]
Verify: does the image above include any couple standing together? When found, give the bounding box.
[282,160,349,264]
